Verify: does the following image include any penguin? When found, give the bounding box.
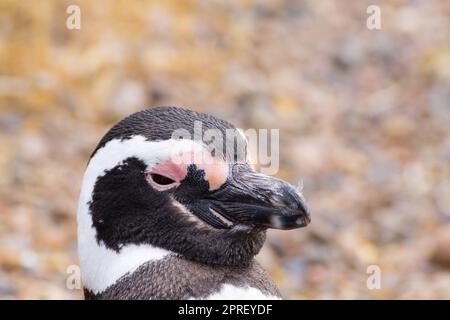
[77,106,310,300]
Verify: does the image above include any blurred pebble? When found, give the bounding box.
[430,225,450,269]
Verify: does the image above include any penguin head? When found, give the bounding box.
[78,107,310,267]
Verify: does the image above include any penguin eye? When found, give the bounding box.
[146,171,179,191]
[150,173,175,185]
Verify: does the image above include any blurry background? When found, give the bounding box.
[1,0,450,299]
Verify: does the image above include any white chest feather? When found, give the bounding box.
[200,284,281,300]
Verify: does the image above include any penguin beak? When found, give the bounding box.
[205,163,311,230]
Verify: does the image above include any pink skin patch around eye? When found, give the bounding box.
[146,161,186,191]
[146,150,229,192]
[197,159,229,191]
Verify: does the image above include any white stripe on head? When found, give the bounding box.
[77,135,207,294]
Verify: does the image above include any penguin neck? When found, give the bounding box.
[78,235,172,295]
[77,197,173,295]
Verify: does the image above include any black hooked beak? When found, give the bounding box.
[202,163,311,230]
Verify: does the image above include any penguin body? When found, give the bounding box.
[77,107,310,299]
[84,256,280,300]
